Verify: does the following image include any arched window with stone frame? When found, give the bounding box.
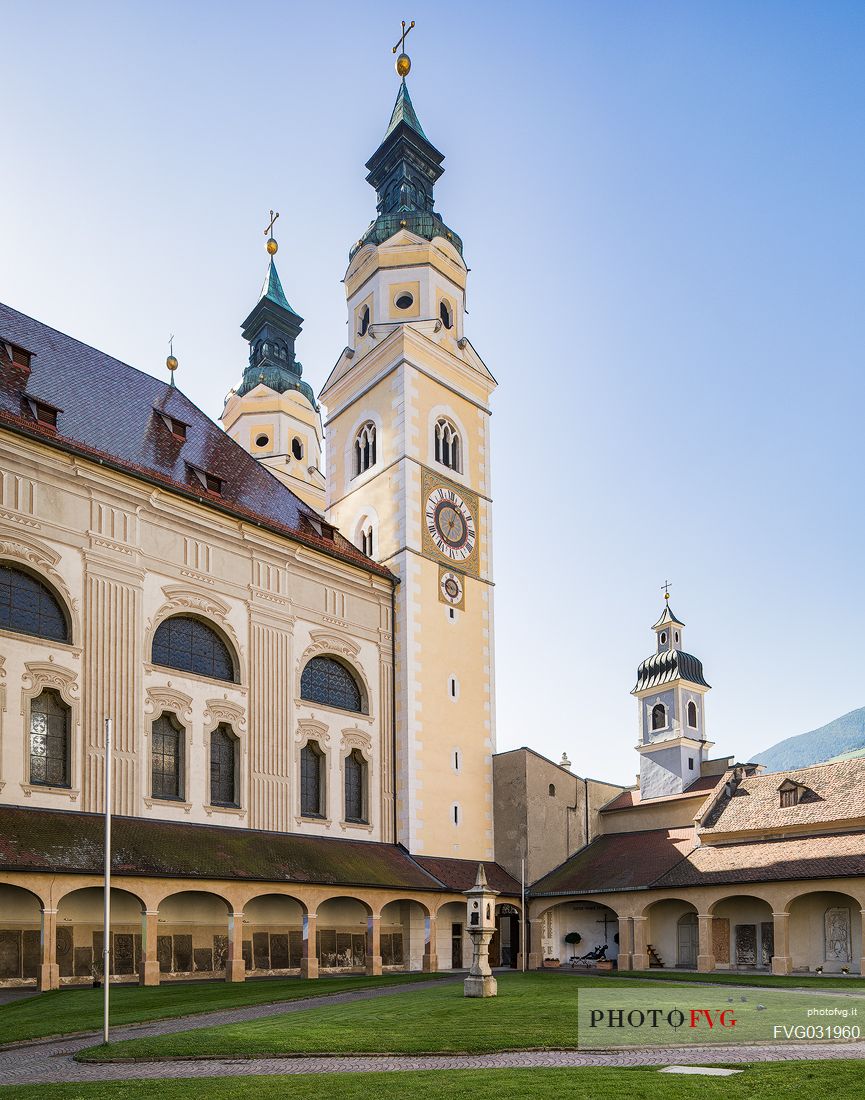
[301,655,365,714]
[300,740,325,818]
[28,688,71,788]
[151,711,184,801]
[354,421,377,477]
[344,748,368,824]
[151,615,237,684]
[210,723,238,807]
[687,700,698,728]
[651,702,667,731]
[0,562,71,644]
[434,417,461,472]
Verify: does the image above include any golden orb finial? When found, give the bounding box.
[392,20,415,78]
[166,334,178,385]
[264,209,279,256]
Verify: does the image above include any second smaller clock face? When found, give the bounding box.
[425,486,476,562]
[440,570,464,606]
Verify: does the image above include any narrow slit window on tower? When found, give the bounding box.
[453,804,460,825]
[358,304,370,336]
[454,750,460,772]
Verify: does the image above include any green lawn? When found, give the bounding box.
[617,969,865,991]
[6,1064,865,1100]
[0,972,447,1045]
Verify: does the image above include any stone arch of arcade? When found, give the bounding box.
[529,897,622,970]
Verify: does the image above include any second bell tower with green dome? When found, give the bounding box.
[222,217,326,511]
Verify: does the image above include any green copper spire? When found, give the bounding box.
[350,74,462,260]
[383,79,428,142]
[259,257,294,313]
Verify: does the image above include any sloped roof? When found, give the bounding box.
[633,649,710,692]
[413,855,520,895]
[531,828,698,895]
[384,79,428,141]
[0,302,390,579]
[700,756,865,835]
[654,831,865,889]
[601,773,721,813]
[0,805,516,893]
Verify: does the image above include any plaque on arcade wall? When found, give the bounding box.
[0,930,21,979]
[114,933,135,975]
[213,934,228,971]
[760,922,774,967]
[157,935,173,973]
[194,948,213,972]
[74,946,93,977]
[711,917,730,963]
[735,923,757,966]
[270,934,289,969]
[22,930,40,979]
[56,927,74,977]
[252,931,270,970]
[172,934,193,972]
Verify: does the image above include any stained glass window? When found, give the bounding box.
[0,564,69,643]
[29,689,70,787]
[152,615,236,682]
[301,741,323,817]
[210,723,237,806]
[300,656,363,713]
[152,713,183,800]
[344,749,367,823]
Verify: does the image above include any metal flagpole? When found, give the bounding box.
[103,718,112,1045]
[520,857,526,972]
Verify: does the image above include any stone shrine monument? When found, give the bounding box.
[464,863,499,997]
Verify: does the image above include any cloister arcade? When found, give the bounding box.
[530,880,865,976]
[0,874,522,989]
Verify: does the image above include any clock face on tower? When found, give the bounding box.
[425,485,476,562]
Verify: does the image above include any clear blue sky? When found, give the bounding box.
[3,1,863,783]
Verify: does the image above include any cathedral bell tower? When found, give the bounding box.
[319,37,497,859]
[632,594,713,799]
[222,217,325,511]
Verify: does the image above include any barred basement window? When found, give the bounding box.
[301,656,364,713]
[344,749,368,823]
[210,723,237,806]
[301,741,324,817]
[151,712,183,801]
[152,615,237,683]
[0,563,70,643]
[29,689,70,788]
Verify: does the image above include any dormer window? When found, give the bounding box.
[779,779,805,808]
[25,395,60,428]
[156,410,188,440]
[189,465,223,495]
[2,340,33,371]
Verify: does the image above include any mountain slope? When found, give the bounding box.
[752,706,865,772]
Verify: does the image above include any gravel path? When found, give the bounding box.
[2,976,864,1086]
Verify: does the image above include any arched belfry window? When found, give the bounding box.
[354,421,377,476]
[434,418,461,472]
[439,299,453,329]
[687,700,698,728]
[301,656,364,713]
[651,702,666,731]
[358,304,370,336]
[152,615,237,683]
[0,562,70,643]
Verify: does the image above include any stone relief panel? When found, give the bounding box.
[712,917,730,964]
[735,923,757,966]
[825,907,851,963]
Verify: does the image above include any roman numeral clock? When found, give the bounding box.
[421,467,479,611]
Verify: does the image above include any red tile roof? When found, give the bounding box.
[0,805,517,894]
[413,855,520,895]
[601,773,721,813]
[654,831,865,889]
[700,757,865,835]
[531,828,698,895]
[0,302,392,580]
